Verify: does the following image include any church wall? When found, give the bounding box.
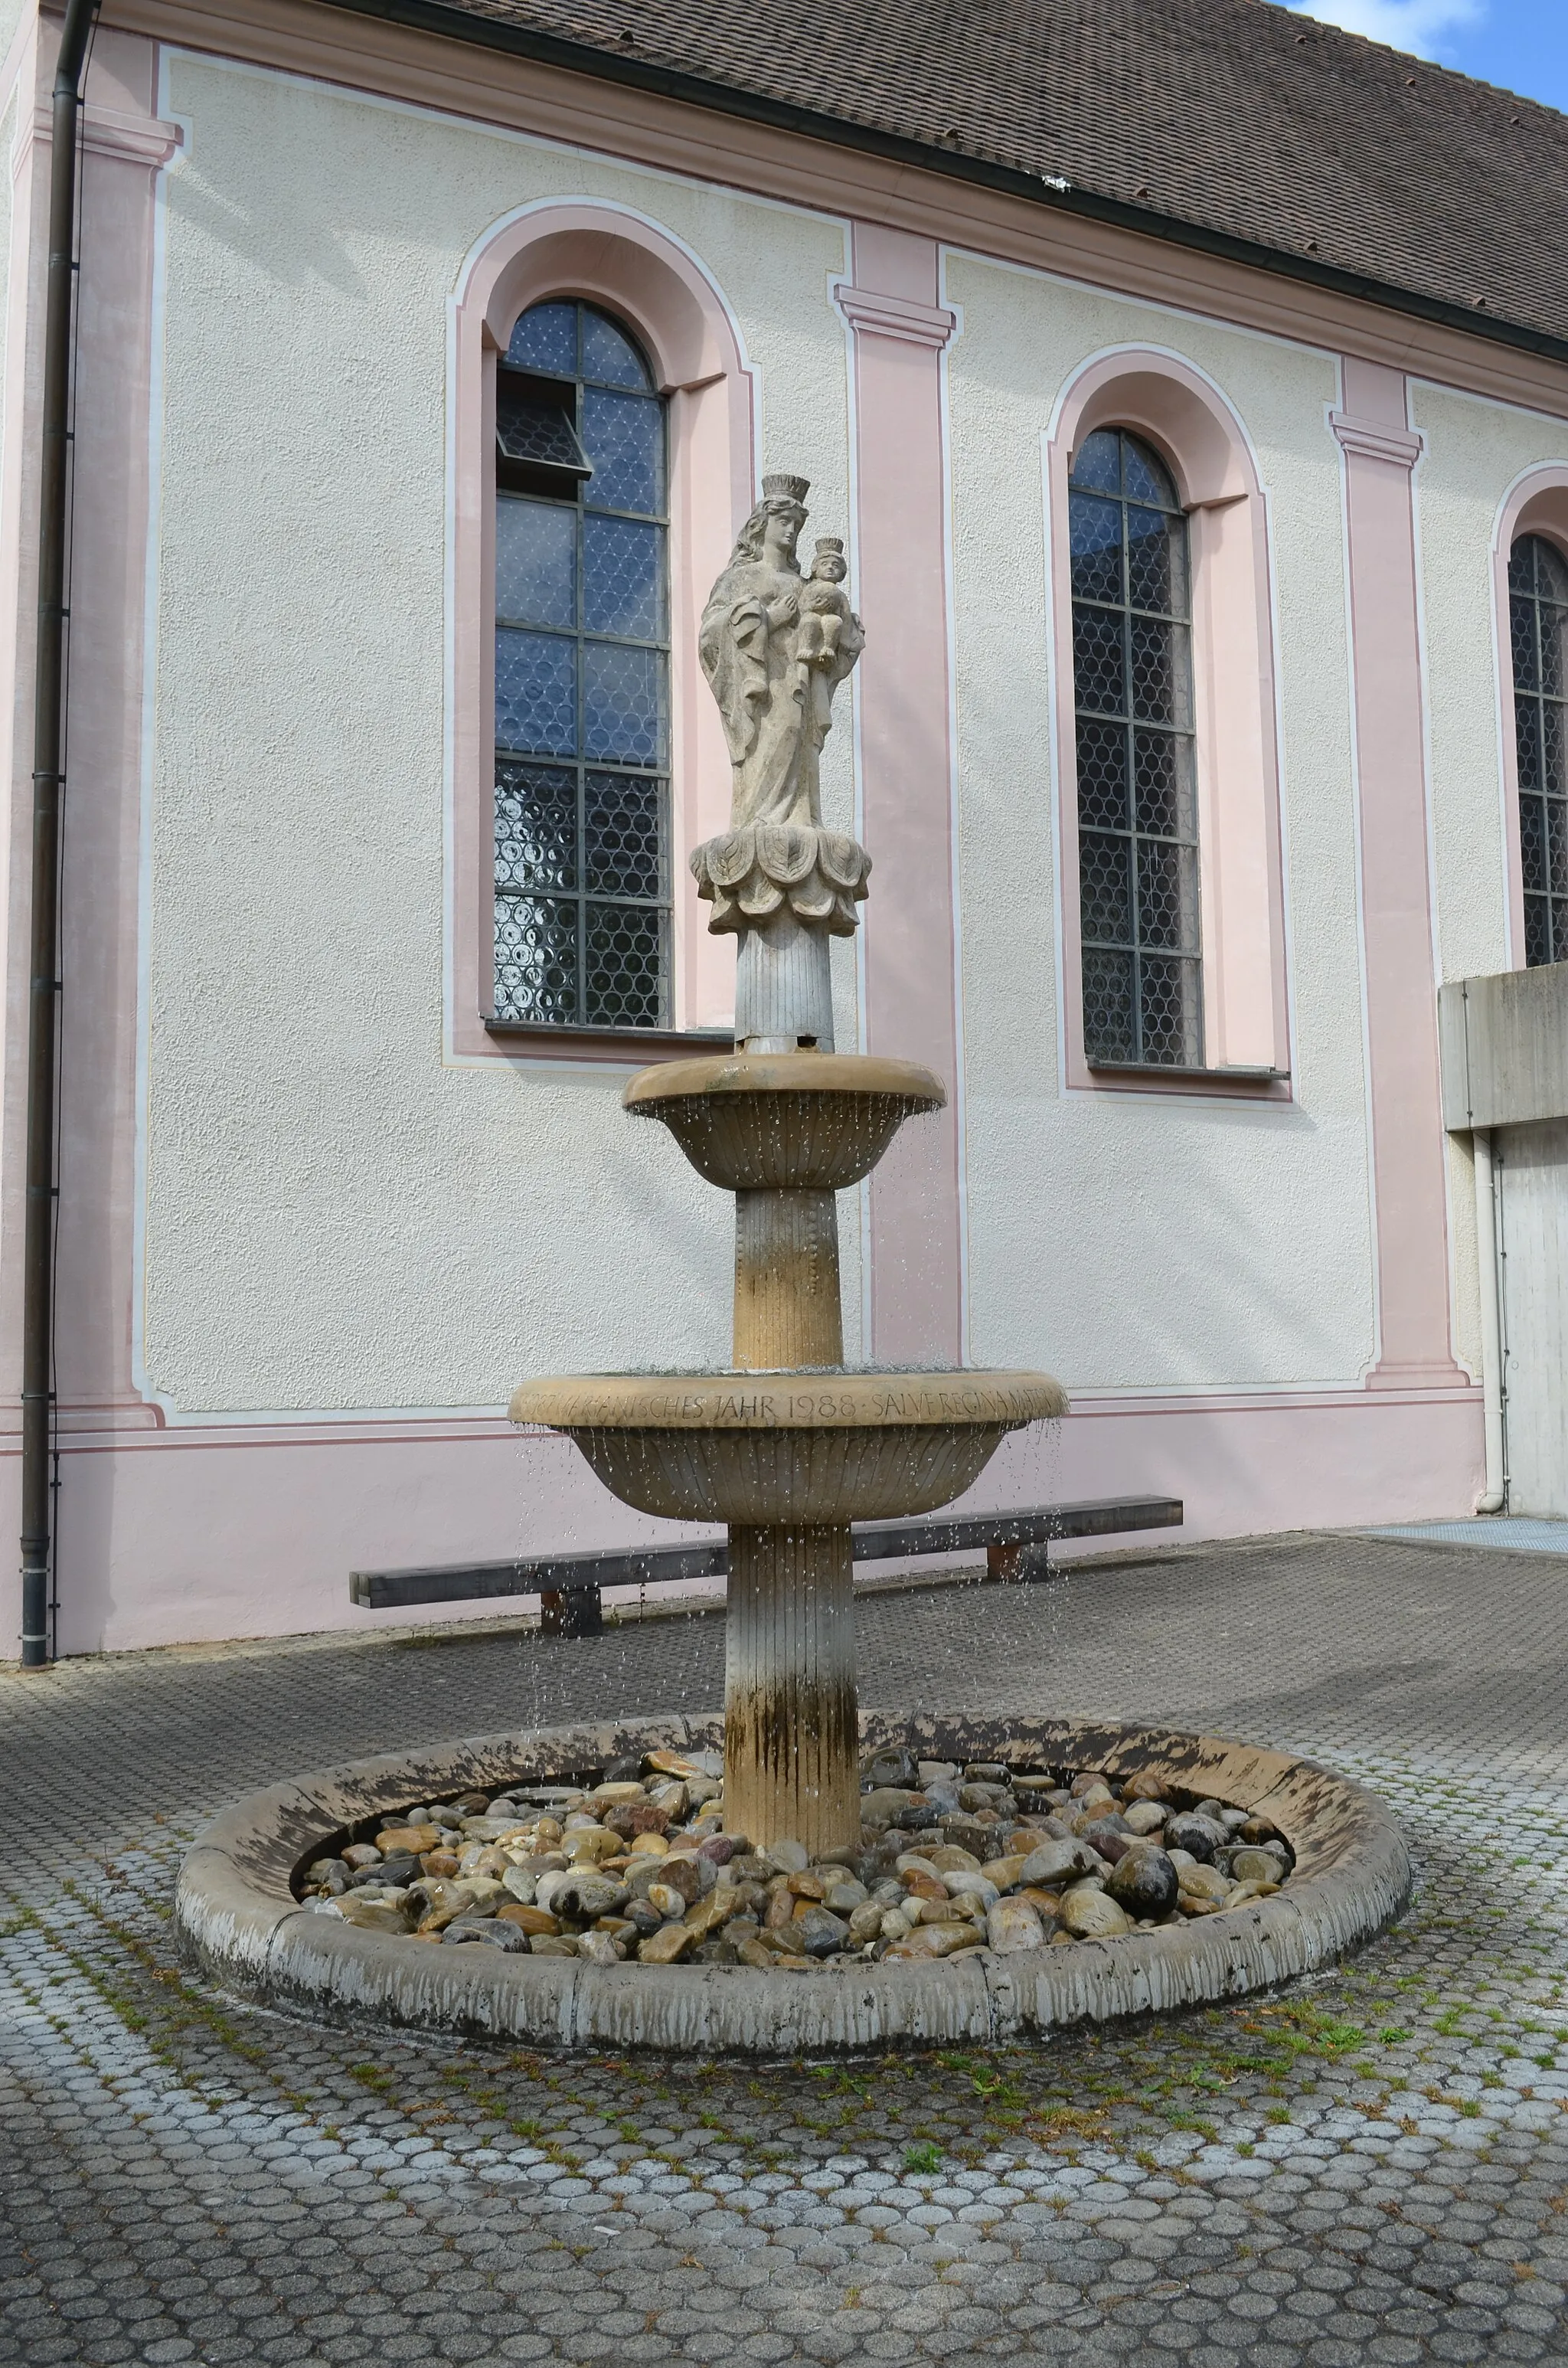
[4,31,1539,1653]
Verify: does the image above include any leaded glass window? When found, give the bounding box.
[492,299,670,1029]
[1509,533,1568,967]
[1070,427,1202,1067]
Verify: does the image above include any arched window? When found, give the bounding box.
[492,299,670,1029]
[1069,427,1201,1068]
[1508,532,1568,968]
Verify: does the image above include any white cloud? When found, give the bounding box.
[1287,0,1484,60]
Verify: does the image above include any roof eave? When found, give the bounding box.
[317,0,1568,369]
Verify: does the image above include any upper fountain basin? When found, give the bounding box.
[624,1051,945,1192]
[508,1369,1067,1526]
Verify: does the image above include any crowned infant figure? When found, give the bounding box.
[794,538,854,692]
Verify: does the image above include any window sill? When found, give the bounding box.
[1087,1059,1287,1081]
[482,1018,734,1063]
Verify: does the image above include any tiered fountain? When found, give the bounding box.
[176,476,1410,2055]
[514,473,1063,1865]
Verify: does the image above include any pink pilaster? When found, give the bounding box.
[1334,358,1462,1387]
[838,227,963,1366]
[5,33,180,1436]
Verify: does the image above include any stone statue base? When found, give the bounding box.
[691,823,871,935]
[691,823,871,1055]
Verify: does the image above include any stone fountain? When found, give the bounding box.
[174,479,1410,2056]
[511,474,1064,1861]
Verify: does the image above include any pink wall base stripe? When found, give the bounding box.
[1,1387,1481,1656]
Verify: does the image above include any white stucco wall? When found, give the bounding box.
[0,1,29,91]
[142,54,858,1412]
[943,257,1377,1392]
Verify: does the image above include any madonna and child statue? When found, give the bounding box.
[691,474,871,1052]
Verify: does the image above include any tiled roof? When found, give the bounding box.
[348,0,1568,357]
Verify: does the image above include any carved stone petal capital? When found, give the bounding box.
[691,824,871,937]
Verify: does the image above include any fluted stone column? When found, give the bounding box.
[722,1522,860,1859]
[733,1188,843,1372]
[735,906,836,1053]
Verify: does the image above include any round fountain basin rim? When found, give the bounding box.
[175,1710,1412,2055]
[508,1369,1067,1431]
[622,1049,946,1112]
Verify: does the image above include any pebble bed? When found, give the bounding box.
[296,1742,1295,1967]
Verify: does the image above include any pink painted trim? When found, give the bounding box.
[1491,466,1568,969]
[1334,358,1463,1388]
[1065,1382,1478,1416]
[838,224,965,1365]
[18,99,181,169]
[38,1415,523,1448]
[0,31,173,1442]
[1328,413,1423,469]
[447,202,756,1060]
[834,284,956,349]
[1047,351,1292,1098]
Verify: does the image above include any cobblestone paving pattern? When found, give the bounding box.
[4,1532,1568,2366]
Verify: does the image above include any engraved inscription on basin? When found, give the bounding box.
[510,1371,1067,1431]
[510,1370,1068,1526]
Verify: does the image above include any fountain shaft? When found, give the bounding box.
[734,1188,843,1371]
[618,1048,949,1856]
[723,1521,859,1859]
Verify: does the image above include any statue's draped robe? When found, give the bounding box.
[700,559,863,830]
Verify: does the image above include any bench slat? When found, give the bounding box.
[348,1495,1181,1612]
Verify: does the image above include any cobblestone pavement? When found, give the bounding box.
[4,1530,1568,2367]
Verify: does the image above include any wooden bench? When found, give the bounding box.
[349,1494,1183,1638]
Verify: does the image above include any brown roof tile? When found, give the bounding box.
[338,0,1568,355]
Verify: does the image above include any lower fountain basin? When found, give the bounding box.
[508,1369,1067,1523]
[176,1711,1411,2055]
[623,1050,946,1190]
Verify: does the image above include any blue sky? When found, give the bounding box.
[1288,0,1568,110]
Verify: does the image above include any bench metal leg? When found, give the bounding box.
[540,1585,603,1638]
[986,1541,1052,1583]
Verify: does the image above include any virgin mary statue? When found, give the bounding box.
[691,476,871,1048]
[698,474,864,832]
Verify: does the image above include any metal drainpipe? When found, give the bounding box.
[19,0,100,1670]
[1472,1127,1507,1515]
